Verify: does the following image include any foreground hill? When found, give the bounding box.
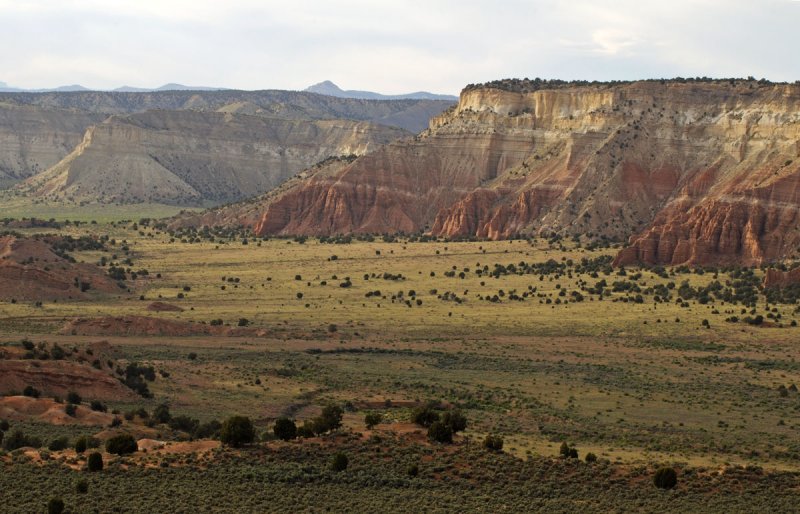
[209,78,800,266]
[17,111,407,205]
[0,235,121,301]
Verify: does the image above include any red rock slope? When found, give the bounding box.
[199,79,800,267]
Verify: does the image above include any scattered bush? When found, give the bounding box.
[427,421,453,443]
[66,391,82,404]
[48,437,70,451]
[442,409,467,433]
[76,479,89,494]
[3,429,40,450]
[273,418,297,441]
[364,412,382,429]
[221,416,255,447]
[23,385,40,398]
[483,434,504,451]
[331,452,349,472]
[90,400,107,412]
[412,404,440,427]
[585,452,598,463]
[654,467,678,489]
[47,498,65,514]
[153,403,171,424]
[87,451,103,472]
[105,434,137,455]
[311,404,343,435]
[74,437,87,454]
[297,423,316,438]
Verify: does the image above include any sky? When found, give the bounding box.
[1,0,798,94]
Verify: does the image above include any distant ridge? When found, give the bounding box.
[112,84,227,92]
[305,80,457,101]
[0,82,226,93]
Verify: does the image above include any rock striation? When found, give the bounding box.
[242,80,800,266]
[0,103,105,183]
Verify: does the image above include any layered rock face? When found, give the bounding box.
[20,111,409,205]
[0,90,454,133]
[0,103,105,183]
[250,81,800,266]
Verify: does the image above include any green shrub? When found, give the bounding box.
[105,434,137,455]
[220,416,255,447]
[0,420,8,431]
[65,403,77,417]
[585,452,598,463]
[47,497,65,514]
[66,391,81,404]
[442,410,467,433]
[76,479,89,494]
[483,434,503,451]
[364,412,382,429]
[331,452,349,472]
[153,403,171,424]
[3,429,40,450]
[273,418,297,441]
[23,385,40,398]
[427,421,453,443]
[559,442,578,459]
[654,467,678,489]
[297,423,316,438]
[74,437,87,454]
[169,415,199,433]
[48,437,70,451]
[90,400,107,412]
[87,451,103,472]
[412,404,440,427]
[407,463,419,477]
[195,420,222,439]
[312,405,343,434]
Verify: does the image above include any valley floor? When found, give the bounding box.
[1,223,800,512]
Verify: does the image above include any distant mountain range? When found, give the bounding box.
[0,81,226,93]
[0,80,459,100]
[304,80,458,101]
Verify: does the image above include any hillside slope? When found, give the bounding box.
[0,103,105,183]
[19,111,409,206]
[238,79,800,266]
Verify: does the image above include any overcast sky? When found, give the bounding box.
[1,0,798,94]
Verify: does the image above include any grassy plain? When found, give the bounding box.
[2,222,800,511]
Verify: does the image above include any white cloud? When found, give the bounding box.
[0,0,797,93]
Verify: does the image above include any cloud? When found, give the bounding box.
[0,0,797,93]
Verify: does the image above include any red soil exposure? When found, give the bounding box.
[146,301,185,312]
[60,315,270,337]
[0,235,121,301]
[0,359,136,401]
[763,267,800,289]
[0,396,116,425]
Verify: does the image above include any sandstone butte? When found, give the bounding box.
[221,80,800,267]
